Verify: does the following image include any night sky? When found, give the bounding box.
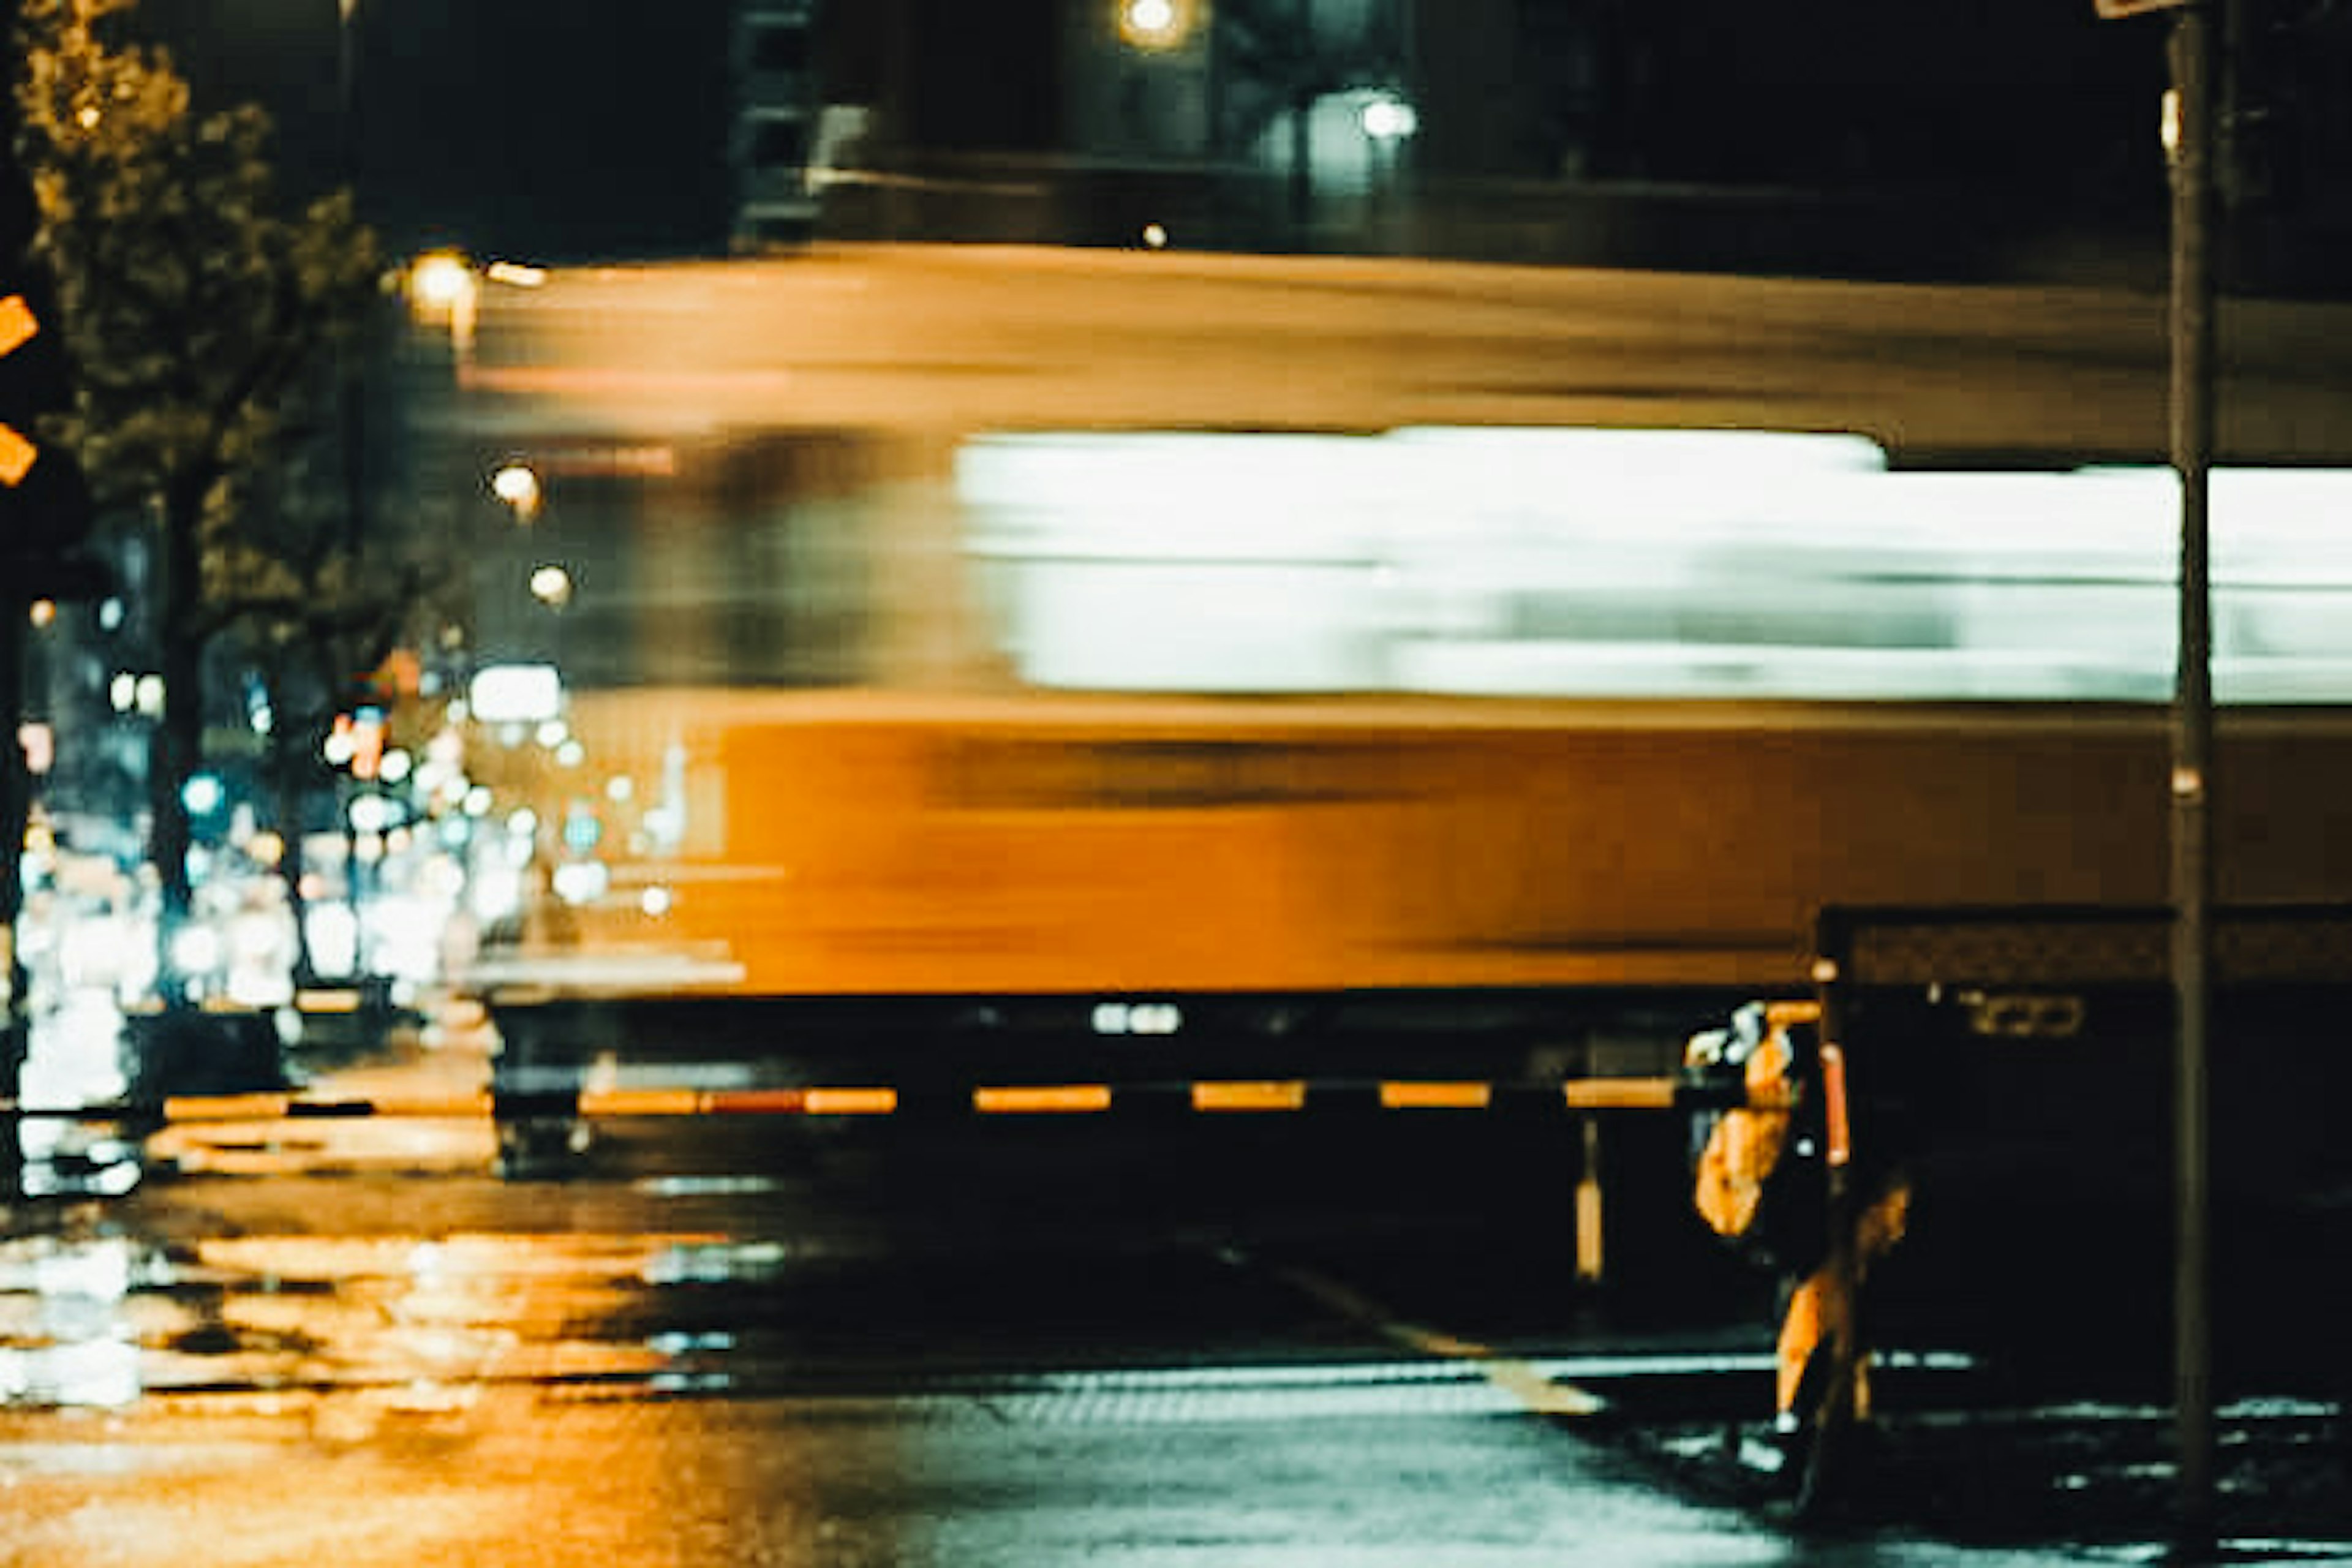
[134,0,741,262]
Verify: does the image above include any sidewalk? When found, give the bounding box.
[1619,1399,2352,1561]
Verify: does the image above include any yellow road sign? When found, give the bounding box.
[0,292,43,485]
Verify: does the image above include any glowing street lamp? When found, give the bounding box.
[1359,93,1419,142]
[407,251,479,361]
[409,251,474,312]
[529,564,574,608]
[490,462,543,522]
[1118,0,1191,50]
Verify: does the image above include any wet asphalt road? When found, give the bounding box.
[0,1021,2284,1567]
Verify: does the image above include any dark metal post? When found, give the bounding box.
[1203,0,1224,243]
[0,598,26,1030]
[336,0,369,556]
[0,598,22,1195]
[1289,0,1314,246]
[2167,1,2218,1547]
[337,0,359,179]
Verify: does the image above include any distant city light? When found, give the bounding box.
[306,904,359,976]
[643,805,685,849]
[409,251,473,310]
[562,807,601,853]
[408,251,480,358]
[551,861,608,906]
[1360,95,1419,141]
[490,462,543,520]
[469,664,564,724]
[182,775,225,816]
[170,925,221,978]
[486,260,548,288]
[28,598,55,628]
[641,885,675,917]
[1141,222,1169,249]
[529,564,574,607]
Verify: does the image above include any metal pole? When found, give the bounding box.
[337,0,360,181]
[336,0,368,557]
[2167,1,2218,1547]
[1290,0,1313,247]
[0,600,23,1196]
[0,601,26,1028]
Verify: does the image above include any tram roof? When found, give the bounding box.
[430,244,2352,468]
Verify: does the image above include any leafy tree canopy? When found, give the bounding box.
[19,0,379,536]
[13,0,464,989]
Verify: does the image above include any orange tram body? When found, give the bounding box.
[482,688,2352,1091]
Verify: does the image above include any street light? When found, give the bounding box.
[406,251,478,364]
[1118,0,1191,50]
[409,251,472,310]
[489,462,542,522]
[528,565,573,608]
[1359,93,1418,142]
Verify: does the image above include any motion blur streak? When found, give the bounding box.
[1193,1082,1310,1113]
[1379,1082,1493,1110]
[801,1088,899,1115]
[972,1085,1114,1114]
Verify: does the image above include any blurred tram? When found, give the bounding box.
[467,429,2352,1090]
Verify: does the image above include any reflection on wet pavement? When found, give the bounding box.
[5,997,2329,1566]
[0,1224,812,1411]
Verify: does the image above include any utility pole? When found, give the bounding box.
[2168,0,2219,1550]
[2094,0,2222,1542]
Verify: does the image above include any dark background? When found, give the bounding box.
[107,1,2350,287]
